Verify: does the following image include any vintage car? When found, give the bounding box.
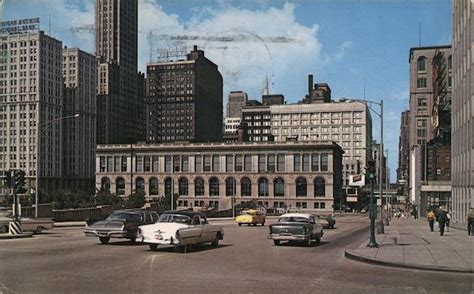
[235,209,266,226]
[0,208,54,234]
[318,215,336,229]
[84,209,159,244]
[137,210,224,252]
[267,213,323,246]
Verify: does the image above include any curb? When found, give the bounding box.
[0,232,34,240]
[344,249,474,274]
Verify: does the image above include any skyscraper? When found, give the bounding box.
[146,46,223,143]
[397,110,410,185]
[95,0,144,144]
[0,31,64,196]
[451,1,473,223]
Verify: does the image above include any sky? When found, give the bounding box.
[3,0,452,182]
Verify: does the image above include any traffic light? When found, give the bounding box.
[3,170,12,188]
[366,160,377,179]
[13,170,27,194]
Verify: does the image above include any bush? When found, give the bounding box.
[125,190,146,209]
[95,188,123,209]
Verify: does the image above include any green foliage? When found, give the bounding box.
[124,190,146,209]
[154,193,178,213]
[95,188,123,209]
[48,190,94,210]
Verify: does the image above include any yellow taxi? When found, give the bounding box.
[236,209,266,226]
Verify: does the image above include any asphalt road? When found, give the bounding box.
[0,214,472,293]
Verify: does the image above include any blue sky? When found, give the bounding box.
[3,0,452,182]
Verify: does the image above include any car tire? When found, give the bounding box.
[34,226,44,235]
[211,235,219,247]
[315,236,321,245]
[0,225,8,234]
[99,237,110,244]
[238,223,242,226]
[273,240,280,246]
[305,237,312,247]
[261,222,265,226]
[149,244,158,251]
[129,237,136,244]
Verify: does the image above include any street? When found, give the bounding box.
[0,214,472,293]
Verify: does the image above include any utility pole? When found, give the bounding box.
[367,160,378,248]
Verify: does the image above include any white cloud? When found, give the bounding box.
[7,0,323,101]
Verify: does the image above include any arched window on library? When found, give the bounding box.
[149,177,158,195]
[258,177,269,197]
[101,177,110,191]
[314,177,326,197]
[241,177,252,197]
[178,177,188,196]
[116,177,125,196]
[296,177,307,197]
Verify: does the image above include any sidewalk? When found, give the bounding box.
[345,217,474,273]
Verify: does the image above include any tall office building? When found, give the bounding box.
[226,91,248,118]
[95,0,144,144]
[451,1,473,223]
[146,46,223,143]
[397,110,410,185]
[0,31,63,196]
[408,46,452,150]
[62,47,97,191]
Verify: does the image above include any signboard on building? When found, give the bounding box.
[1,18,40,34]
[349,174,365,187]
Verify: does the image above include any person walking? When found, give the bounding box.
[468,208,474,236]
[427,210,436,232]
[437,207,448,236]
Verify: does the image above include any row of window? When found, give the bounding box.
[176,200,327,210]
[101,176,326,198]
[99,153,330,174]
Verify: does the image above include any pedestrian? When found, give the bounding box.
[468,208,474,236]
[427,210,435,232]
[436,207,448,236]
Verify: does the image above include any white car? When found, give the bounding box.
[137,210,224,252]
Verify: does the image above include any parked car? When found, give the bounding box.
[235,209,266,226]
[0,209,54,234]
[84,209,159,244]
[318,215,336,229]
[267,213,323,246]
[137,210,224,252]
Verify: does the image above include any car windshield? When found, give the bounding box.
[279,217,309,223]
[107,212,142,221]
[157,214,192,224]
[240,210,255,216]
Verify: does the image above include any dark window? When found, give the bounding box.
[204,155,211,172]
[267,154,275,172]
[195,155,202,172]
[178,177,188,196]
[165,156,172,172]
[226,177,236,196]
[212,155,220,172]
[244,155,252,171]
[314,177,325,197]
[226,155,234,172]
[321,154,328,171]
[258,155,266,172]
[209,177,219,196]
[311,154,319,171]
[101,177,110,191]
[149,177,158,195]
[417,78,427,88]
[417,56,427,71]
[173,155,180,172]
[302,154,310,172]
[294,154,301,171]
[135,177,145,192]
[143,156,151,172]
[182,156,189,172]
[241,177,252,197]
[258,177,269,197]
[277,154,285,171]
[235,155,243,171]
[116,177,125,196]
[121,156,127,172]
[274,177,284,197]
[195,177,204,196]
[296,177,307,197]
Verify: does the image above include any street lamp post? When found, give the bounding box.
[35,113,80,218]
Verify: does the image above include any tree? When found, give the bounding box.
[95,188,123,209]
[125,190,146,209]
[49,190,94,210]
[155,193,178,213]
